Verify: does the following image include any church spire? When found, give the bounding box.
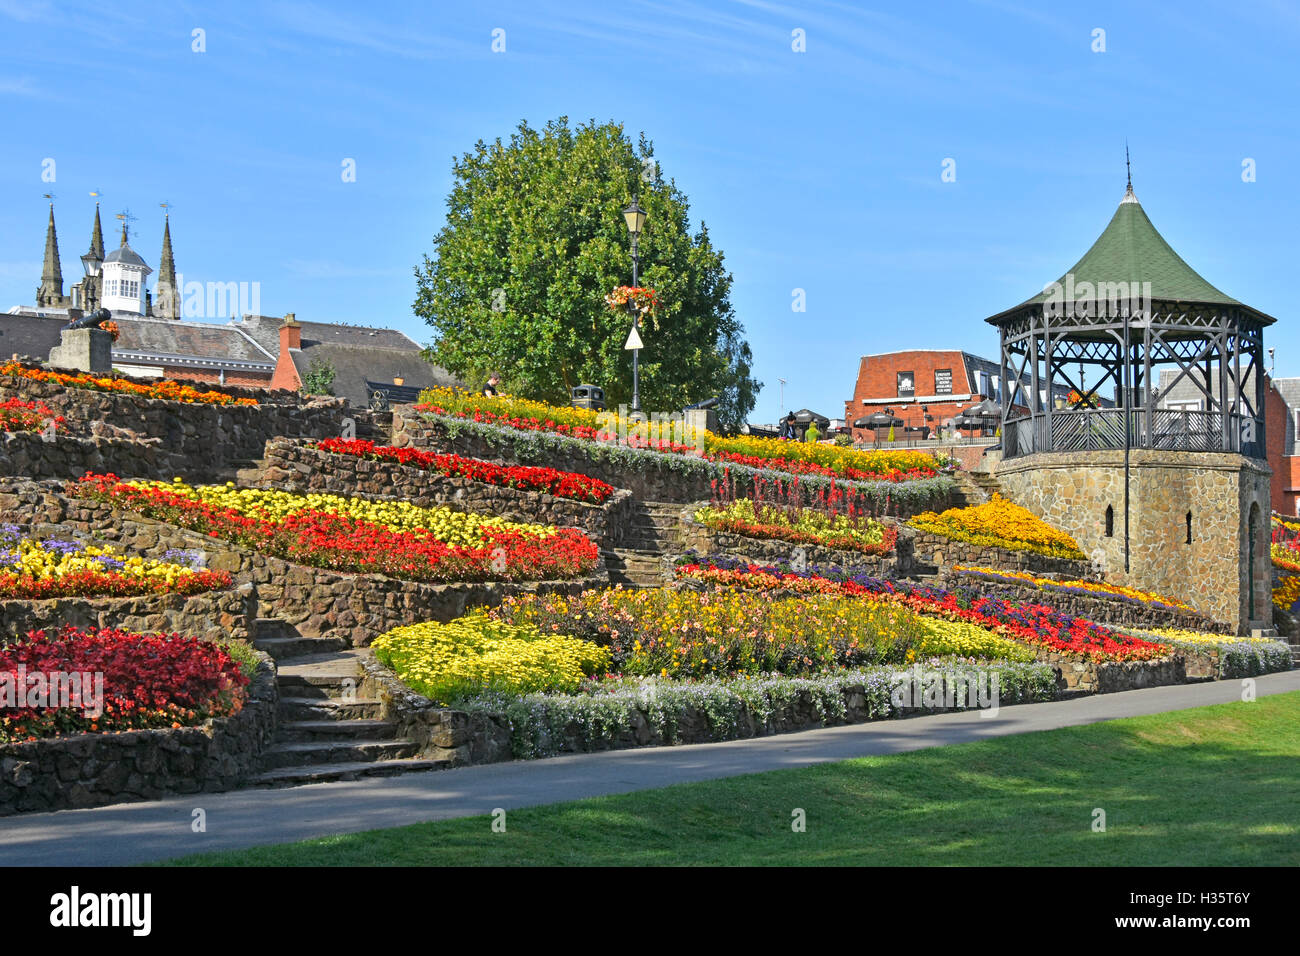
[89,203,104,261]
[37,202,65,308]
[155,212,180,320]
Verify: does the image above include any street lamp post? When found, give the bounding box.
[622,198,647,417]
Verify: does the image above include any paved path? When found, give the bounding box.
[3,672,1297,866]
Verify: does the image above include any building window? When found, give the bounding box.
[897,372,914,398]
[1186,511,1192,545]
[934,369,952,395]
[1105,505,1113,537]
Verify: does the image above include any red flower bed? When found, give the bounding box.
[0,625,248,742]
[0,568,232,600]
[0,397,64,434]
[316,438,616,503]
[72,474,599,583]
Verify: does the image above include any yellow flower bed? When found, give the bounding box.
[419,386,940,477]
[908,494,1085,560]
[372,613,610,703]
[953,566,1190,610]
[1144,628,1278,646]
[125,479,556,545]
[2,538,207,588]
[914,617,1035,662]
[1273,574,1300,610]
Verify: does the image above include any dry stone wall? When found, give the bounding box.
[909,530,1091,576]
[0,651,277,815]
[677,511,913,576]
[0,374,366,481]
[258,438,636,548]
[0,481,607,647]
[0,585,255,648]
[937,571,1230,634]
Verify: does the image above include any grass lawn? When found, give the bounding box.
[167,692,1300,866]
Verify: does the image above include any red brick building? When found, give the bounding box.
[1265,377,1300,516]
[844,349,1070,442]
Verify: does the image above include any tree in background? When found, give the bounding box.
[413,116,760,430]
[301,358,336,396]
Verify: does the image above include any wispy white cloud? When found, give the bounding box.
[265,0,481,59]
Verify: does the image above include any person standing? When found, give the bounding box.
[778,411,797,440]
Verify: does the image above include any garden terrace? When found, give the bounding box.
[0,480,608,647]
[257,437,637,549]
[392,405,954,517]
[360,652,1057,766]
[939,567,1231,635]
[0,641,277,814]
[0,368,379,482]
[0,583,254,648]
[677,506,912,576]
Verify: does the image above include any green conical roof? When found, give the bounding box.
[988,186,1271,324]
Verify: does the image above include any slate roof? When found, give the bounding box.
[290,343,457,406]
[113,317,274,367]
[104,244,149,268]
[987,187,1275,325]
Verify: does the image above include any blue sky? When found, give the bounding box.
[1,0,1295,422]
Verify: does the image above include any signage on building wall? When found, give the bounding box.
[934,368,952,394]
[897,372,914,398]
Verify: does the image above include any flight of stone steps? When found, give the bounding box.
[948,470,1004,508]
[248,617,446,787]
[602,499,686,589]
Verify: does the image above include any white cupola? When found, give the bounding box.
[100,223,152,316]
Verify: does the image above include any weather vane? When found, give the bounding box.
[159,200,173,217]
[115,207,137,241]
[42,192,56,202]
[89,189,102,202]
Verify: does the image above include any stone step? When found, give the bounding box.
[246,757,451,788]
[254,635,351,662]
[275,650,367,698]
[629,512,684,531]
[279,696,384,721]
[277,719,399,742]
[262,738,418,769]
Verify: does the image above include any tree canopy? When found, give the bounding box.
[413,116,760,429]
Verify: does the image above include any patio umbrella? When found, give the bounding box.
[793,408,831,428]
[854,411,902,429]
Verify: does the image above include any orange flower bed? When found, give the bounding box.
[0,361,258,407]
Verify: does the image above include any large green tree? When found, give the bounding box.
[414,116,760,430]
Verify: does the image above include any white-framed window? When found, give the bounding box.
[1167,400,1202,412]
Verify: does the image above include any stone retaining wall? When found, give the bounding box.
[391,407,953,517]
[937,571,1231,634]
[909,530,1093,577]
[0,649,278,815]
[0,375,364,480]
[0,584,256,647]
[0,482,608,646]
[1035,648,1186,694]
[677,511,912,576]
[258,438,637,548]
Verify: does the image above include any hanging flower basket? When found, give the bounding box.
[604,286,658,326]
[1067,389,1098,409]
[101,320,121,342]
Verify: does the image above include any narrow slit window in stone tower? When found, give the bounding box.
[1186,511,1192,545]
[1104,505,1114,537]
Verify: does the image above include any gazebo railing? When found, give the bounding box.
[1003,408,1264,460]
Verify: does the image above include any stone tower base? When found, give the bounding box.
[995,450,1271,633]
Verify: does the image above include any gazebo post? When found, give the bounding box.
[1030,324,1041,452]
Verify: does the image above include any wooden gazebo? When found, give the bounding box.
[986,180,1275,461]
